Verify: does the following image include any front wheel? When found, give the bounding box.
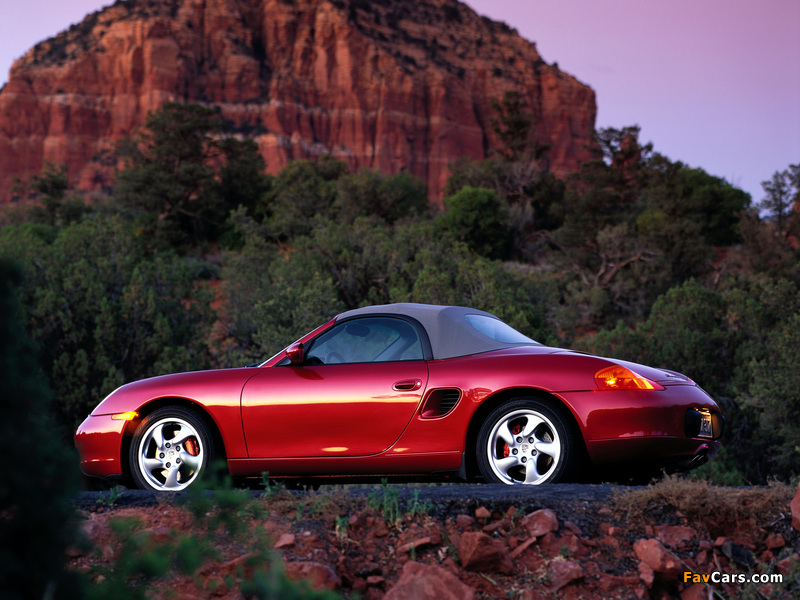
[129,407,215,491]
[476,398,579,485]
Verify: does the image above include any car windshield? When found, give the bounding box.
[463,314,539,345]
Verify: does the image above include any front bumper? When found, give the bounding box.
[74,414,125,479]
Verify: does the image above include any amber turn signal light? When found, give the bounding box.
[111,411,139,421]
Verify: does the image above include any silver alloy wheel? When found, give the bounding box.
[136,417,204,491]
[486,408,562,485]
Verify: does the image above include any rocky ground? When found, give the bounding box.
[69,479,800,599]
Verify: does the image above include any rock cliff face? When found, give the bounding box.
[0,0,597,203]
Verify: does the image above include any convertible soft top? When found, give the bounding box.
[334,303,541,360]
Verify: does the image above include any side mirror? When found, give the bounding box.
[285,341,305,365]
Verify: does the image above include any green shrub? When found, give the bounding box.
[0,259,81,599]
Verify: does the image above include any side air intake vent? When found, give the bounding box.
[420,389,462,419]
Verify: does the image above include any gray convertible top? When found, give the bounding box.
[334,303,540,360]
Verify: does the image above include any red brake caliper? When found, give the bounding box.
[184,438,200,457]
[503,423,523,458]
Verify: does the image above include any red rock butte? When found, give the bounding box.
[0,0,597,203]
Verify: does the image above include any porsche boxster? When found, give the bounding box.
[75,303,724,491]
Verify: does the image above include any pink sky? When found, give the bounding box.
[1,0,798,203]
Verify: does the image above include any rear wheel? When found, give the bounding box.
[129,407,215,491]
[476,398,578,485]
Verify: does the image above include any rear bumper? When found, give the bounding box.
[559,384,723,470]
[586,436,721,471]
[74,414,125,479]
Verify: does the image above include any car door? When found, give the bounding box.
[240,316,429,458]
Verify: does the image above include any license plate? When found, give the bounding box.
[698,414,713,438]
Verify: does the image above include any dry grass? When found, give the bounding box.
[260,484,366,521]
[612,474,795,528]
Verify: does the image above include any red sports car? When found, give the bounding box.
[75,303,723,491]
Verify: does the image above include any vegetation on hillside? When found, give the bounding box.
[1,99,799,486]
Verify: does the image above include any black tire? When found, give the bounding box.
[476,398,579,485]
[129,406,216,491]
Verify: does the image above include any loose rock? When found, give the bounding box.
[520,509,559,538]
[274,532,296,549]
[384,561,476,600]
[284,561,340,591]
[458,531,513,574]
[655,524,696,549]
[633,538,682,578]
[549,559,583,591]
[397,537,432,554]
[792,482,800,533]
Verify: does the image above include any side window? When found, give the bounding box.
[305,317,423,364]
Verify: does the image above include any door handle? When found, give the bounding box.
[393,379,422,391]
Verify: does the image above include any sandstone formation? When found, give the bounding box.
[0,0,597,203]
